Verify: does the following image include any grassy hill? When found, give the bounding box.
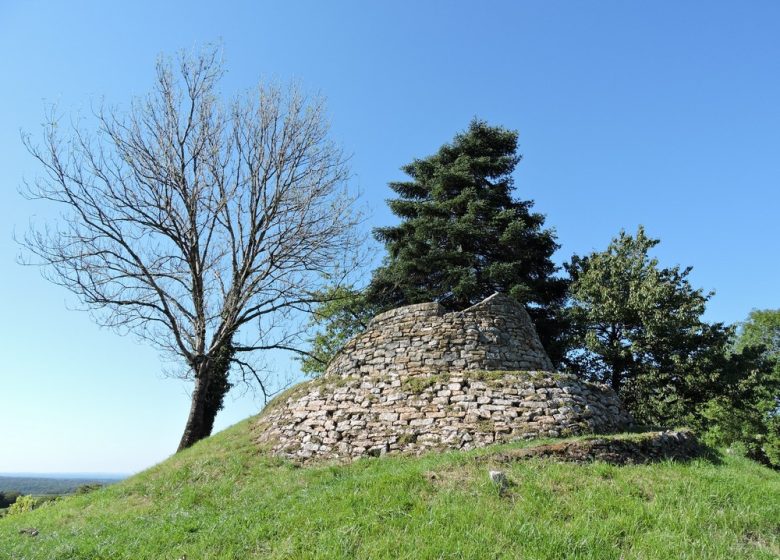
[1,417,778,560]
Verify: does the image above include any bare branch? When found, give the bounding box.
[19,45,363,448]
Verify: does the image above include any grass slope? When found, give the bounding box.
[1,418,778,560]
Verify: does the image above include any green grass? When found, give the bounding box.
[1,418,779,560]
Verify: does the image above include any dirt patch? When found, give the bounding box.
[482,430,704,466]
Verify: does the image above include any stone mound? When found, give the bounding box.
[255,293,634,461]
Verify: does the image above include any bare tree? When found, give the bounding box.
[20,47,361,450]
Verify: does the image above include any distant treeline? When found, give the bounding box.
[0,491,21,508]
[0,476,122,496]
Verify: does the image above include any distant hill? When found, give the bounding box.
[0,475,124,496]
[0,417,778,559]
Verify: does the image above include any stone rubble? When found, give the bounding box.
[488,470,510,493]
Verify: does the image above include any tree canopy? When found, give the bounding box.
[565,226,738,425]
[298,286,380,376]
[702,309,780,467]
[735,309,780,361]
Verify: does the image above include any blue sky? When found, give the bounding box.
[1,1,778,474]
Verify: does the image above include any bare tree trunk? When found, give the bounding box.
[200,344,233,439]
[177,369,212,451]
[611,367,623,394]
[177,342,235,451]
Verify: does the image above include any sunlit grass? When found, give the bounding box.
[1,418,778,559]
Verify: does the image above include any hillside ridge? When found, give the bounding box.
[2,416,779,559]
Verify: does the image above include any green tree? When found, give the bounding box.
[566,226,736,426]
[7,495,36,516]
[735,309,780,360]
[370,119,569,362]
[299,286,381,376]
[0,491,21,509]
[703,309,780,467]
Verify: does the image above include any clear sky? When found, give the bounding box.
[1,1,778,474]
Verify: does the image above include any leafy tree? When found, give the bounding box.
[299,286,380,376]
[735,309,780,360]
[703,310,780,467]
[566,226,737,426]
[0,491,21,509]
[7,495,36,516]
[21,47,360,450]
[369,119,569,362]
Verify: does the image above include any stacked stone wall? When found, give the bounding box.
[256,370,633,460]
[326,293,554,377]
[255,293,633,461]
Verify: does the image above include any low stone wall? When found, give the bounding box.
[255,370,633,461]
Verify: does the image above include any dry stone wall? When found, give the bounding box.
[255,294,633,461]
[326,294,554,377]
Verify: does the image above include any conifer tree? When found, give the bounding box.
[369,119,568,362]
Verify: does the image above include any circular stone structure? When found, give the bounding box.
[256,293,633,461]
